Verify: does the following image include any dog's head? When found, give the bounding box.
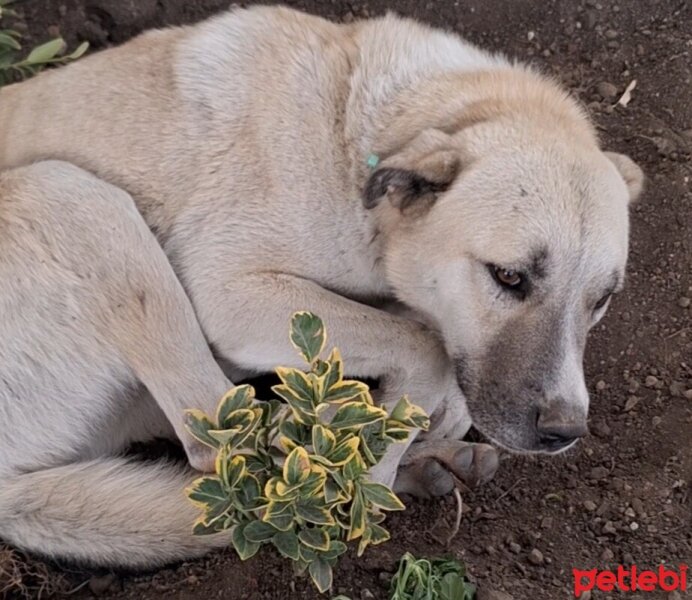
[364,87,643,454]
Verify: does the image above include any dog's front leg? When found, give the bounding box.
[197,272,459,488]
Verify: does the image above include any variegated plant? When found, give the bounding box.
[185,312,430,593]
[0,0,88,86]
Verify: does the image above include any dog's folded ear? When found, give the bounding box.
[363,129,461,212]
[605,151,645,203]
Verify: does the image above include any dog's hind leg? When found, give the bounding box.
[0,161,235,565]
[0,457,232,567]
[0,161,232,479]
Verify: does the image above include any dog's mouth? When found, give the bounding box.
[476,430,581,456]
[454,357,583,456]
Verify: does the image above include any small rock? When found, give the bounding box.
[652,416,662,427]
[625,507,636,518]
[509,541,522,554]
[89,574,118,596]
[621,311,631,321]
[603,521,617,535]
[624,396,640,411]
[630,521,640,531]
[593,421,611,437]
[580,592,592,600]
[361,589,375,600]
[596,379,607,391]
[601,548,615,561]
[678,297,690,308]
[590,466,609,480]
[528,548,544,565]
[596,500,610,516]
[596,81,618,99]
[631,498,645,515]
[604,28,619,39]
[645,375,660,388]
[583,500,597,512]
[684,389,692,400]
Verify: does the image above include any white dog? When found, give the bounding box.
[0,6,642,568]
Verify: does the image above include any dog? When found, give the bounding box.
[0,6,643,568]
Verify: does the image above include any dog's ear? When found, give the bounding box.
[605,152,644,203]
[363,130,461,212]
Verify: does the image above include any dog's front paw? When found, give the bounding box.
[394,440,499,498]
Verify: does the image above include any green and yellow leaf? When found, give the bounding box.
[283,446,312,487]
[243,520,278,543]
[360,481,405,511]
[298,527,330,551]
[312,424,336,456]
[272,530,301,561]
[184,409,219,449]
[308,557,333,593]
[232,522,261,560]
[290,311,326,364]
[216,384,255,426]
[330,402,387,430]
[323,380,370,404]
[295,499,336,526]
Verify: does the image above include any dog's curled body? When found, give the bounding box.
[0,7,642,567]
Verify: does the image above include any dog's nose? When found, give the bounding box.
[536,406,589,451]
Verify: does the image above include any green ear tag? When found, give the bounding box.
[366,153,380,169]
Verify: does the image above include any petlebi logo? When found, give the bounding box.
[573,564,688,597]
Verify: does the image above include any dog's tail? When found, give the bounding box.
[0,457,231,568]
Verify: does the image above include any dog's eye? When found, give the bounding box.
[594,293,612,311]
[492,266,523,288]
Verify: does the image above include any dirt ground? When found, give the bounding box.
[2,0,691,599]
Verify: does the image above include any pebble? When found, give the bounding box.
[603,521,617,535]
[509,541,522,554]
[590,466,609,480]
[604,28,619,39]
[88,574,118,596]
[583,500,597,512]
[528,548,544,565]
[624,396,640,411]
[684,389,692,400]
[678,297,690,308]
[596,81,618,99]
[593,421,611,437]
[645,375,660,388]
[596,379,607,391]
[361,589,375,600]
[630,521,640,531]
[601,548,615,561]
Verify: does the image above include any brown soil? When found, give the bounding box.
[3,0,691,599]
